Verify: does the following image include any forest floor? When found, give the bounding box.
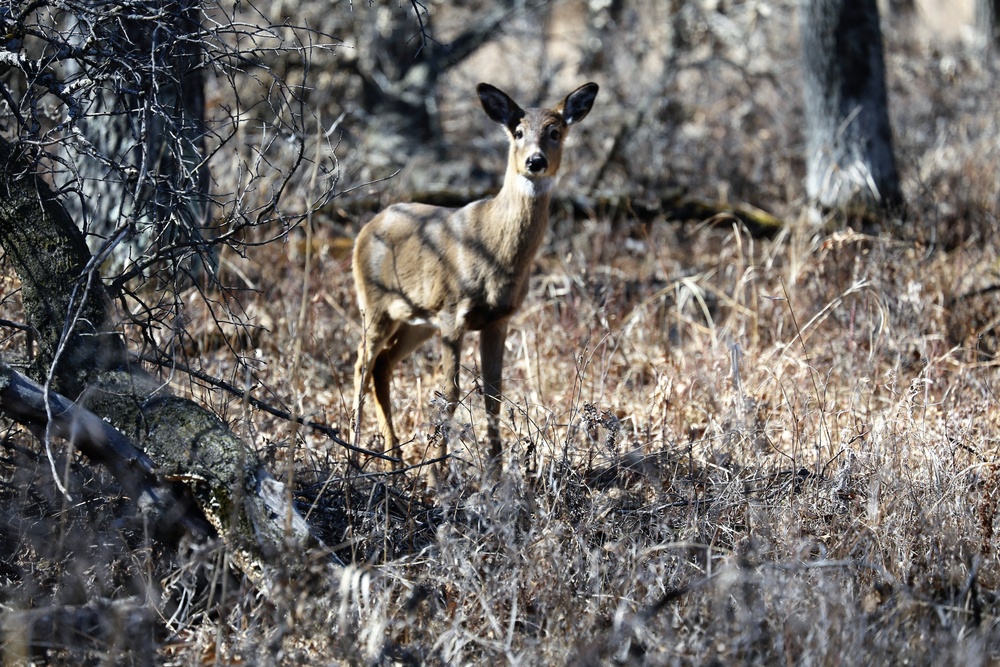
[4,1,1000,665]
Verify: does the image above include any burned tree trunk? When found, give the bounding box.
[799,0,902,217]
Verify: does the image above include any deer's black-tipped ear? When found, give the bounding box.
[558,82,599,125]
[477,83,525,133]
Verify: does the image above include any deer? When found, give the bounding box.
[351,81,599,481]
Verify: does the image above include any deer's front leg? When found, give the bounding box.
[428,334,463,480]
[480,320,508,472]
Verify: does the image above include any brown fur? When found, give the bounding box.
[352,82,599,480]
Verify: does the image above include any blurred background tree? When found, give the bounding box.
[977,0,1000,52]
[799,0,903,219]
[55,0,211,283]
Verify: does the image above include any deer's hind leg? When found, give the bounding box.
[353,312,397,458]
[370,322,436,468]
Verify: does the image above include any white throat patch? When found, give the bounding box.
[515,175,555,197]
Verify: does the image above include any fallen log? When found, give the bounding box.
[0,137,342,592]
[328,187,785,237]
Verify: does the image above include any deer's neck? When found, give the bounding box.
[511,174,555,198]
[483,171,554,271]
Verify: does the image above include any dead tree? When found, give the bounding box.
[0,0,367,598]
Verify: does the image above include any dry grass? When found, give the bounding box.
[218,217,1000,666]
[5,1,1000,665]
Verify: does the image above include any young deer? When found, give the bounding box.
[352,81,599,477]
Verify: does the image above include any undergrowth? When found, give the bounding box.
[4,1,1000,665]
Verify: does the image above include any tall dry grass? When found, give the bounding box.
[4,1,1000,665]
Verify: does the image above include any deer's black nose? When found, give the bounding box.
[526,153,548,173]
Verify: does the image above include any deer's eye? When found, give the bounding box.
[514,128,524,140]
[549,127,562,142]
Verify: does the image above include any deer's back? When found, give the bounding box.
[353,199,537,331]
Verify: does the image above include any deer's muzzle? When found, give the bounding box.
[525,153,548,174]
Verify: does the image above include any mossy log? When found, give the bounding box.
[0,138,332,589]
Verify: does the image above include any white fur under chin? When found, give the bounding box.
[515,175,555,197]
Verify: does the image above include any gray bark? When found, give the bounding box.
[0,142,127,398]
[58,0,212,280]
[799,0,902,216]
[977,0,1000,53]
